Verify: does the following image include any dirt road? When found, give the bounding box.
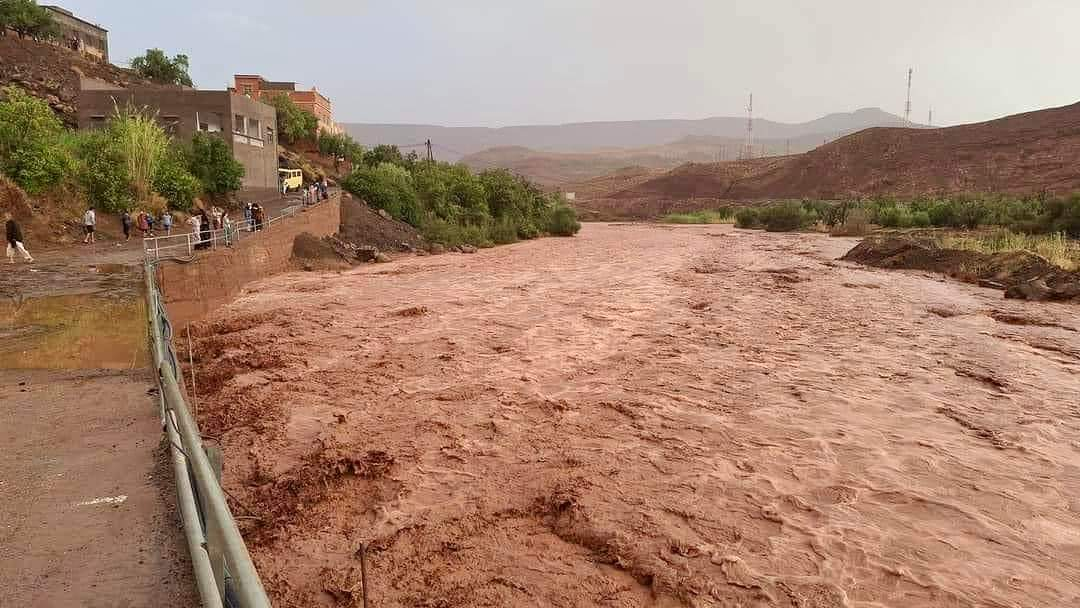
[192,224,1080,607]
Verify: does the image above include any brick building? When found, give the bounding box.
[232,75,341,135]
[77,88,279,190]
[42,5,108,62]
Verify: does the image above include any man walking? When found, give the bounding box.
[5,212,33,264]
[83,207,96,244]
[161,210,173,236]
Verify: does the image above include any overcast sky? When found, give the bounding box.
[64,0,1080,127]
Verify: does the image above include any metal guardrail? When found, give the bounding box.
[144,259,272,608]
[142,195,334,261]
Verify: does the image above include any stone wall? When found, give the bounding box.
[156,196,340,326]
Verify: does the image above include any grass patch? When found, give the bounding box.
[661,208,733,224]
[937,230,1080,271]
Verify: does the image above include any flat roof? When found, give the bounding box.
[42,5,108,33]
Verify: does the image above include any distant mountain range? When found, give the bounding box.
[341,108,920,162]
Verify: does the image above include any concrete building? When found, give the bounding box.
[77,88,279,190]
[232,75,341,135]
[42,5,108,62]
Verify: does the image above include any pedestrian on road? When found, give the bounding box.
[82,207,96,244]
[121,211,133,242]
[222,212,234,247]
[252,203,264,231]
[5,212,33,264]
[136,210,150,238]
[146,213,155,237]
[161,210,173,236]
[199,209,212,249]
[187,213,201,251]
[243,203,253,231]
[302,185,310,205]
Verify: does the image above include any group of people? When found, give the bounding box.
[302,178,330,205]
[188,206,241,250]
[242,202,266,232]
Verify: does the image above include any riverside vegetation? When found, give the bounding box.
[0,86,243,212]
[341,144,581,247]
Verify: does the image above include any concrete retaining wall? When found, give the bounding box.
[157,196,340,326]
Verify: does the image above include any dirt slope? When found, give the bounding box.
[0,36,153,126]
[583,101,1080,218]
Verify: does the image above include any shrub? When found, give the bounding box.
[954,200,988,229]
[760,202,815,232]
[734,208,760,228]
[547,203,581,236]
[108,104,169,201]
[152,148,200,211]
[130,49,193,86]
[877,206,913,228]
[187,132,243,196]
[1037,194,1080,238]
[0,86,72,194]
[927,201,956,227]
[830,207,871,236]
[269,94,318,144]
[67,130,131,212]
[662,209,733,224]
[910,210,931,227]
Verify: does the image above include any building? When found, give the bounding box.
[232,75,341,135]
[77,88,279,190]
[42,5,108,62]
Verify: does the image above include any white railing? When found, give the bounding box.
[142,197,331,261]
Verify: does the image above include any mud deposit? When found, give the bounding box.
[192,224,1080,607]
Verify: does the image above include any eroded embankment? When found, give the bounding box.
[843,236,1080,302]
[189,224,1080,607]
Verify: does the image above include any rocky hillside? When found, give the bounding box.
[0,35,153,126]
[577,101,1080,219]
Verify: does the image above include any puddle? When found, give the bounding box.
[0,292,149,369]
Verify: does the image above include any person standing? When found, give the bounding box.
[83,207,96,244]
[136,210,149,238]
[121,211,133,242]
[222,212,234,247]
[187,213,201,251]
[5,213,33,264]
[161,210,173,236]
[243,202,253,231]
[199,209,212,249]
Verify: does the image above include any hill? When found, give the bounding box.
[343,107,917,161]
[576,101,1080,219]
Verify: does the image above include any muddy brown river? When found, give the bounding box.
[192,223,1080,607]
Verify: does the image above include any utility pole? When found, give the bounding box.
[425,139,433,162]
[746,94,754,159]
[904,68,913,126]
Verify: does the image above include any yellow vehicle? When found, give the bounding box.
[278,168,303,192]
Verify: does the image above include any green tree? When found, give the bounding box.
[0,86,72,194]
[67,130,132,212]
[129,49,194,87]
[152,146,200,210]
[0,0,59,39]
[268,94,317,144]
[186,132,244,196]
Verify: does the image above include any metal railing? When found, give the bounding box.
[143,195,333,261]
[144,259,272,608]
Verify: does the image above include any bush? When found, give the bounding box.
[0,86,72,194]
[760,202,815,232]
[269,94,318,144]
[130,49,193,86]
[661,209,733,224]
[1037,194,1080,237]
[910,210,931,227]
[548,204,581,236]
[830,207,871,236]
[152,149,200,211]
[67,130,131,211]
[877,206,913,228]
[187,132,243,196]
[734,208,760,229]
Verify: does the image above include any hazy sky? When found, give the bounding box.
[64,0,1080,127]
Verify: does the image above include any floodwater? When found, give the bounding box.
[193,223,1080,607]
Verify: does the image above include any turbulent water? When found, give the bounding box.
[194,224,1080,607]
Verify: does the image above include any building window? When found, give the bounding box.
[234,114,245,134]
[242,85,253,96]
[247,117,260,139]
